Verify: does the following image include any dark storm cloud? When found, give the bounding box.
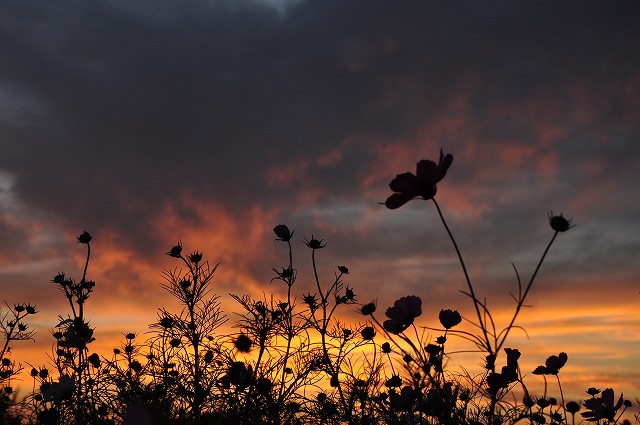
[1,0,639,257]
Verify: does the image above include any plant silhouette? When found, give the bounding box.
[0,150,636,425]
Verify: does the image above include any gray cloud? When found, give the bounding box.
[0,0,639,273]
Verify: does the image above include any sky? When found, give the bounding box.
[1,0,639,405]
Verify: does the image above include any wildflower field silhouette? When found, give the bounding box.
[0,150,637,425]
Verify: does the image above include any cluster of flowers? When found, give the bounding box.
[0,150,636,425]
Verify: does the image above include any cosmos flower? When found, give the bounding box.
[501,348,521,384]
[385,149,453,209]
[532,352,568,375]
[438,309,462,329]
[383,296,422,334]
[581,388,625,422]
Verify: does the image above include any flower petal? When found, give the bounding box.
[389,172,420,194]
[416,159,438,182]
[384,193,414,209]
[435,151,454,183]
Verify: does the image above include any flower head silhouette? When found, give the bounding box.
[273,224,293,242]
[438,309,462,329]
[383,296,422,334]
[385,149,453,209]
[581,388,625,422]
[532,352,568,375]
[548,211,574,232]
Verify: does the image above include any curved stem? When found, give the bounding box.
[496,231,558,352]
[431,198,492,356]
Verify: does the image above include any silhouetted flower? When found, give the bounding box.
[361,326,375,340]
[502,348,521,383]
[130,360,142,373]
[52,273,65,284]
[77,231,92,244]
[385,375,402,388]
[486,372,508,394]
[586,387,601,396]
[381,342,392,354]
[385,149,453,209]
[302,293,319,312]
[532,352,568,375]
[167,242,183,258]
[523,396,535,408]
[159,316,175,329]
[383,296,422,334]
[566,401,581,415]
[389,386,415,411]
[189,251,203,263]
[337,265,349,274]
[360,302,376,316]
[234,334,253,353]
[537,398,551,409]
[273,266,294,280]
[273,224,293,242]
[344,286,355,302]
[548,211,574,232]
[25,304,37,315]
[438,309,462,329]
[88,353,101,368]
[582,388,624,422]
[304,236,326,250]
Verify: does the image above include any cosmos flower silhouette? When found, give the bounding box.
[581,388,625,422]
[383,296,422,334]
[385,149,453,209]
[438,309,462,329]
[532,352,568,375]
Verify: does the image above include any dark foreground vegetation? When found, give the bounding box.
[1,151,637,424]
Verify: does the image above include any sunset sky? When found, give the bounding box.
[1,0,639,404]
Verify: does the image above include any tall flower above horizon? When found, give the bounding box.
[385,149,453,209]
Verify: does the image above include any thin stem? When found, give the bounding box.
[81,242,91,283]
[556,374,568,425]
[278,240,295,403]
[432,198,492,356]
[496,231,558,352]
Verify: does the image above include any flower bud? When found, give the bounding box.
[167,242,183,258]
[77,231,92,244]
[548,211,574,232]
[273,224,293,242]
